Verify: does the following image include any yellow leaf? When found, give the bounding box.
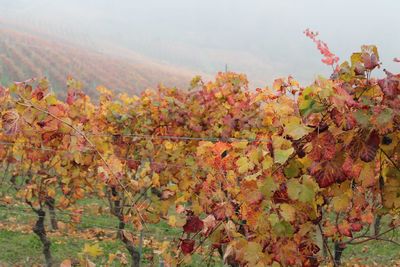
[262,156,273,170]
[152,173,160,187]
[227,170,236,183]
[47,188,56,198]
[244,171,261,181]
[243,242,263,266]
[332,194,350,213]
[45,94,58,105]
[168,215,177,227]
[215,91,223,99]
[232,141,248,149]
[280,203,296,222]
[249,148,261,164]
[154,241,170,255]
[236,156,254,174]
[359,163,376,187]
[273,78,283,91]
[164,141,173,150]
[83,243,103,257]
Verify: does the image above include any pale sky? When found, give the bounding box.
[0,0,399,87]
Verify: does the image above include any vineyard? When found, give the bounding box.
[0,30,399,267]
[0,27,193,98]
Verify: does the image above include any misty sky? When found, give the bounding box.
[0,0,399,87]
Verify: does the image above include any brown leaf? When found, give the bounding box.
[160,189,175,200]
[202,215,217,236]
[213,202,235,220]
[60,259,72,267]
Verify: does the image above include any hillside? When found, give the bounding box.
[0,26,195,97]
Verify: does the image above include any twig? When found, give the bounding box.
[380,147,400,172]
[347,224,400,245]
[318,222,336,266]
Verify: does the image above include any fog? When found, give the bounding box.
[0,0,399,87]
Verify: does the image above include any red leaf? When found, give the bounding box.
[343,114,357,131]
[378,75,399,98]
[311,161,346,188]
[1,110,19,135]
[272,183,289,204]
[48,104,67,117]
[351,223,362,232]
[330,108,343,127]
[338,221,353,238]
[180,239,195,255]
[360,131,379,162]
[362,53,379,70]
[299,241,320,255]
[32,88,44,100]
[309,131,336,161]
[126,159,138,170]
[183,215,204,233]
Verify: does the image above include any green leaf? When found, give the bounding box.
[273,221,294,237]
[274,148,294,165]
[260,176,277,199]
[354,110,370,128]
[45,95,58,105]
[284,117,313,140]
[284,159,303,178]
[299,98,315,116]
[287,179,315,203]
[287,179,301,201]
[376,108,393,125]
[262,155,273,170]
[236,156,254,174]
[298,184,315,203]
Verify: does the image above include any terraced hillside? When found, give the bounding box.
[0,27,194,97]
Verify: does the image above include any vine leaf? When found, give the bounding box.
[360,131,379,162]
[183,215,204,233]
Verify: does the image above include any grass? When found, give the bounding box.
[0,199,219,266]
[0,230,129,266]
[0,196,398,266]
[341,228,400,265]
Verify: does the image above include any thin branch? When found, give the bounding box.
[380,147,400,172]
[349,236,400,246]
[318,222,336,267]
[347,224,400,245]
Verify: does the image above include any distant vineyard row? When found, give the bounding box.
[0,27,192,98]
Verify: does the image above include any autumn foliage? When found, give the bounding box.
[0,41,399,267]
